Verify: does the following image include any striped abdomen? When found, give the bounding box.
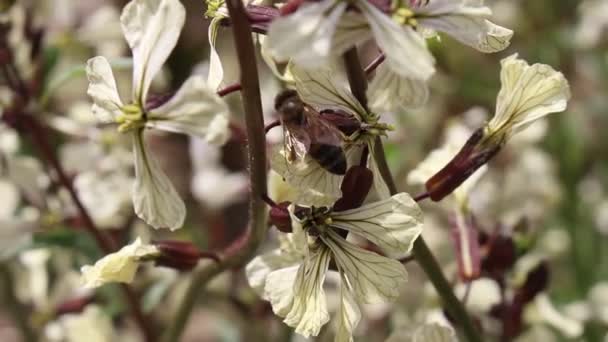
[309,143,347,175]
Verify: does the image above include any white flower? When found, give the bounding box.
[80,238,159,288]
[86,0,231,230]
[246,193,423,340]
[266,0,435,112]
[411,0,513,53]
[524,294,584,340]
[485,54,570,142]
[387,322,458,342]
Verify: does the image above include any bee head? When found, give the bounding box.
[275,89,304,121]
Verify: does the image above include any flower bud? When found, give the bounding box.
[425,128,502,201]
[516,261,549,304]
[153,240,205,271]
[320,110,361,136]
[449,211,481,281]
[333,165,373,212]
[270,201,293,233]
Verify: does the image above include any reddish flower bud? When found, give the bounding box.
[270,201,293,233]
[481,234,517,277]
[425,128,502,201]
[153,240,209,271]
[334,165,373,212]
[516,261,549,304]
[321,110,361,136]
[278,0,307,16]
[55,295,95,316]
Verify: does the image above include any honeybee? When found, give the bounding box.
[275,90,347,175]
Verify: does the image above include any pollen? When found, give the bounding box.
[116,104,145,133]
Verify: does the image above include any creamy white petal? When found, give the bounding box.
[121,0,185,103]
[80,237,159,288]
[207,17,224,90]
[323,230,407,303]
[146,75,230,144]
[265,249,332,337]
[246,246,303,297]
[290,63,367,120]
[412,323,458,342]
[488,54,570,137]
[85,56,124,123]
[132,130,186,230]
[271,146,342,207]
[335,273,361,342]
[415,1,513,53]
[267,0,347,68]
[356,0,435,81]
[331,193,423,255]
[367,142,392,200]
[332,11,373,56]
[367,62,429,113]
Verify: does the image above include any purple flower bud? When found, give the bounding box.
[270,201,293,233]
[153,240,209,271]
[334,165,373,212]
[481,234,517,278]
[449,212,481,281]
[425,128,502,201]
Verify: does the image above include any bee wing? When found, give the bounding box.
[303,106,344,147]
[283,123,311,162]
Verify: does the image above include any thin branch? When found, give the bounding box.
[342,47,482,342]
[364,52,385,75]
[162,0,268,340]
[0,263,36,342]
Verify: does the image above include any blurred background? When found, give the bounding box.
[0,0,607,341]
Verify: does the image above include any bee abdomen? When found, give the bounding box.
[309,144,347,175]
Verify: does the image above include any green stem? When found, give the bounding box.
[162,0,268,340]
[342,48,482,342]
[0,263,37,342]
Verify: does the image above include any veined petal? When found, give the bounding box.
[271,146,342,207]
[266,0,347,68]
[332,11,373,56]
[146,75,230,145]
[356,0,435,81]
[290,63,367,120]
[121,0,185,103]
[331,193,423,255]
[132,130,186,230]
[488,54,570,137]
[415,0,513,53]
[266,248,332,337]
[85,56,124,123]
[335,273,361,342]
[367,62,429,113]
[322,230,407,303]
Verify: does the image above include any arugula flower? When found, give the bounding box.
[246,193,423,340]
[85,0,230,230]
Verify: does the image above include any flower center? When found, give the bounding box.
[300,207,333,237]
[392,7,418,27]
[116,104,146,133]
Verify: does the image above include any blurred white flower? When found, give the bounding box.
[77,5,125,57]
[575,0,608,48]
[455,277,501,314]
[81,238,159,288]
[55,305,116,342]
[589,282,608,324]
[523,294,584,339]
[85,0,231,230]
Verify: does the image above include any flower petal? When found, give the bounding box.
[290,63,367,120]
[121,0,185,103]
[271,146,342,207]
[412,323,458,342]
[132,130,186,230]
[332,11,373,55]
[207,17,224,90]
[85,56,123,123]
[81,238,159,288]
[356,0,435,81]
[367,62,429,113]
[265,248,332,337]
[415,1,513,53]
[335,273,361,342]
[488,54,570,137]
[367,142,392,200]
[331,193,423,255]
[266,0,347,68]
[146,75,230,145]
[323,230,407,303]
